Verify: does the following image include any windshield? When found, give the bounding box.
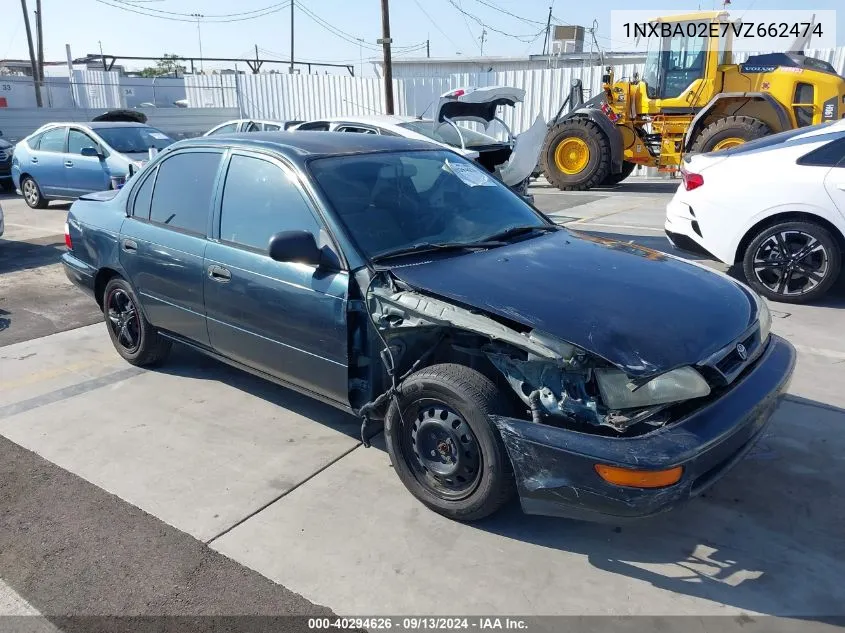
[94,126,173,153]
[309,150,546,260]
[398,120,502,149]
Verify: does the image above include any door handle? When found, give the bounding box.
[30,157,38,164]
[207,265,232,282]
[64,160,74,168]
[121,239,138,253]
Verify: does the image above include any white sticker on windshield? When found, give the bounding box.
[149,132,169,140]
[443,159,494,187]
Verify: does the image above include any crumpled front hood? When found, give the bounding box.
[389,230,756,377]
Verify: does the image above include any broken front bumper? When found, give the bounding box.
[491,334,796,522]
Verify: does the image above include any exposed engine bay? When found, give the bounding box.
[359,272,677,436]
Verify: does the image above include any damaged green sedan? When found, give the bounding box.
[62,132,796,522]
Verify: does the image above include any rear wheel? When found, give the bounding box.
[599,160,636,186]
[541,118,611,191]
[741,221,841,303]
[21,176,48,209]
[384,363,515,521]
[103,277,171,365]
[690,116,771,154]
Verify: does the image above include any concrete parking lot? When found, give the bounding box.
[1,182,844,623]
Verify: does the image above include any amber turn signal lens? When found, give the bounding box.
[594,464,683,488]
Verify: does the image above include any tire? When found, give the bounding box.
[540,118,611,191]
[21,176,48,209]
[690,116,771,154]
[599,160,636,186]
[741,221,841,304]
[384,363,516,521]
[103,277,171,366]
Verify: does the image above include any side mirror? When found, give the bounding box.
[268,230,322,266]
[80,146,103,158]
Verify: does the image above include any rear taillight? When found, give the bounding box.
[681,168,704,191]
[64,221,72,250]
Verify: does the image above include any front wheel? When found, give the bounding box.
[742,221,841,303]
[384,363,515,521]
[540,118,611,191]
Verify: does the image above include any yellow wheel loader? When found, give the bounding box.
[540,11,845,190]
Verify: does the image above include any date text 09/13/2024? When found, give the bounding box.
[307,617,529,630]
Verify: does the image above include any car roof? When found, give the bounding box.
[316,114,420,126]
[38,121,149,130]
[172,130,439,163]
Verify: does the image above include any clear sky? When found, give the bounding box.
[1,0,842,76]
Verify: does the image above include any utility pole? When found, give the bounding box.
[254,44,260,75]
[479,28,487,56]
[35,0,44,88]
[98,41,106,71]
[426,38,430,58]
[356,38,364,78]
[379,0,394,114]
[190,13,204,72]
[20,0,42,107]
[542,6,552,55]
[289,0,295,73]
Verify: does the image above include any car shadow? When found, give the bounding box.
[474,393,845,618]
[0,236,66,274]
[153,345,362,442]
[531,180,680,195]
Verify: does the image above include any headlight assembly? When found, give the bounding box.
[594,366,711,410]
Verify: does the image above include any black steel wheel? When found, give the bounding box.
[102,277,171,365]
[742,221,841,303]
[385,363,515,521]
[402,400,483,500]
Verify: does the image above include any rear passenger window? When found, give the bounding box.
[38,127,66,152]
[131,167,157,219]
[797,137,845,167]
[219,154,320,251]
[149,152,221,235]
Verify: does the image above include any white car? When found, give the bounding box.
[666,120,845,303]
[292,87,547,199]
[203,118,299,136]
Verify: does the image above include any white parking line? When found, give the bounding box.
[570,222,667,233]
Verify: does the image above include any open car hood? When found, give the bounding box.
[434,86,525,127]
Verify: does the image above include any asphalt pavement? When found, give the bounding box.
[1,181,844,627]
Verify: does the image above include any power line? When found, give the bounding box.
[114,0,290,19]
[455,0,481,53]
[410,0,463,54]
[447,0,545,42]
[92,0,292,23]
[295,4,382,50]
[467,0,547,26]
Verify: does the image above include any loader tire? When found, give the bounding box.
[690,116,771,154]
[541,118,611,191]
[600,160,637,186]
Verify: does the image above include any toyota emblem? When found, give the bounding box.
[736,343,748,361]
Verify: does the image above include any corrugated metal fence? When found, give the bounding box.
[2,47,843,141]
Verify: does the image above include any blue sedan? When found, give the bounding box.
[60,132,795,522]
[12,121,173,208]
